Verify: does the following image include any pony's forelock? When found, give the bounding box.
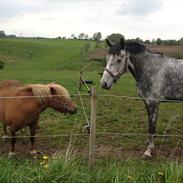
[49,84,70,99]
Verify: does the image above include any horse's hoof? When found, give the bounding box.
[142,152,152,160]
[2,135,9,142]
[8,151,16,157]
[30,149,37,155]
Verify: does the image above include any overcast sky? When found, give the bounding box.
[0,0,183,40]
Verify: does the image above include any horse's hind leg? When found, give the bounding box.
[143,100,159,159]
[29,122,37,155]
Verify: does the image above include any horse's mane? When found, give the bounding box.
[125,42,146,55]
[20,84,70,105]
[108,42,146,55]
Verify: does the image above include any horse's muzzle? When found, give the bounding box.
[101,82,111,90]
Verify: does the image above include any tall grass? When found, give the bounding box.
[0,155,183,183]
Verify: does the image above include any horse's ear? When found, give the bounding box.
[106,39,113,47]
[120,37,125,49]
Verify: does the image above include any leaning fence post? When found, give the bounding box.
[89,86,97,168]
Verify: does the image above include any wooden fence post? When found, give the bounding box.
[89,86,97,168]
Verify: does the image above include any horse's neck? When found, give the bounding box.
[128,51,164,83]
[128,53,146,82]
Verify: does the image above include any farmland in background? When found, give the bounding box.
[0,38,183,182]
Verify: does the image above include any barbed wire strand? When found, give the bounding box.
[77,90,90,126]
[1,92,183,104]
[1,132,183,139]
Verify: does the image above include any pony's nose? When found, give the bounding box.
[73,108,77,114]
[70,107,77,114]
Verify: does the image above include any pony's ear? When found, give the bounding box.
[106,39,113,47]
[120,37,125,49]
[49,86,57,95]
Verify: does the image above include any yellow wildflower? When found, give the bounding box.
[44,164,48,169]
[43,155,48,160]
[40,162,44,165]
[158,172,164,176]
[128,175,134,181]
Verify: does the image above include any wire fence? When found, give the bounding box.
[1,64,183,162]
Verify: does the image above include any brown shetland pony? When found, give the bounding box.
[0,80,77,156]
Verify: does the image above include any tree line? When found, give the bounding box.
[1,30,183,45]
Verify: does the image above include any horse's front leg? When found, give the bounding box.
[9,128,17,156]
[29,121,38,155]
[143,100,159,159]
[2,124,9,141]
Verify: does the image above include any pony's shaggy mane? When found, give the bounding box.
[29,84,52,105]
[21,84,70,105]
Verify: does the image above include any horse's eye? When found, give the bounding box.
[117,59,121,63]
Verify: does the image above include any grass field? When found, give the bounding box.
[0,38,183,182]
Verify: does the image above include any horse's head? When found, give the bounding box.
[49,84,77,114]
[100,38,128,90]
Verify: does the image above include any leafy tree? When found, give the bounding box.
[71,34,75,39]
[107,33,124,44]
[92,32,102,41]
[0,30,6,38]
[135,37,143,43]
[144,40,151,44]
[92,32,102,48]
[156,38,162,45]
[84,34,89,40]
[78,33,85,39]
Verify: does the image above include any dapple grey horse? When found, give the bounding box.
[100,38,183,159]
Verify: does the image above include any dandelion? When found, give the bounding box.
[34,156,37,159]
[43,155,48,160]
[128,175,134,181]
[44,164,48,169]
[158,172,164,176]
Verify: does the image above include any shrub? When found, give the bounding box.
[0,60,5,70]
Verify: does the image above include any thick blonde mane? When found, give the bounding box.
[21,83,70,105]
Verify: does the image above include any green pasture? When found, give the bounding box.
[0,38,183,182]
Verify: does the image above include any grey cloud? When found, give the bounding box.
[0,0,98,18]
[118,0,162,17]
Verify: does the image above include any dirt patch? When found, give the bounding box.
[88,48,107,60]
[0,55,17,62]
[1,137,183,161]
[88,45,183,60]
[147,45,183,58]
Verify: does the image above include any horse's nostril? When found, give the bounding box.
[104,82,107,87]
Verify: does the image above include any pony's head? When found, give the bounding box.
[100,38,128,90]
[48,84,77,114]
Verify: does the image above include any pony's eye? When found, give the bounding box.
[117,59,121,63]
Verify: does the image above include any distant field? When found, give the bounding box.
[0,38,183,182]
